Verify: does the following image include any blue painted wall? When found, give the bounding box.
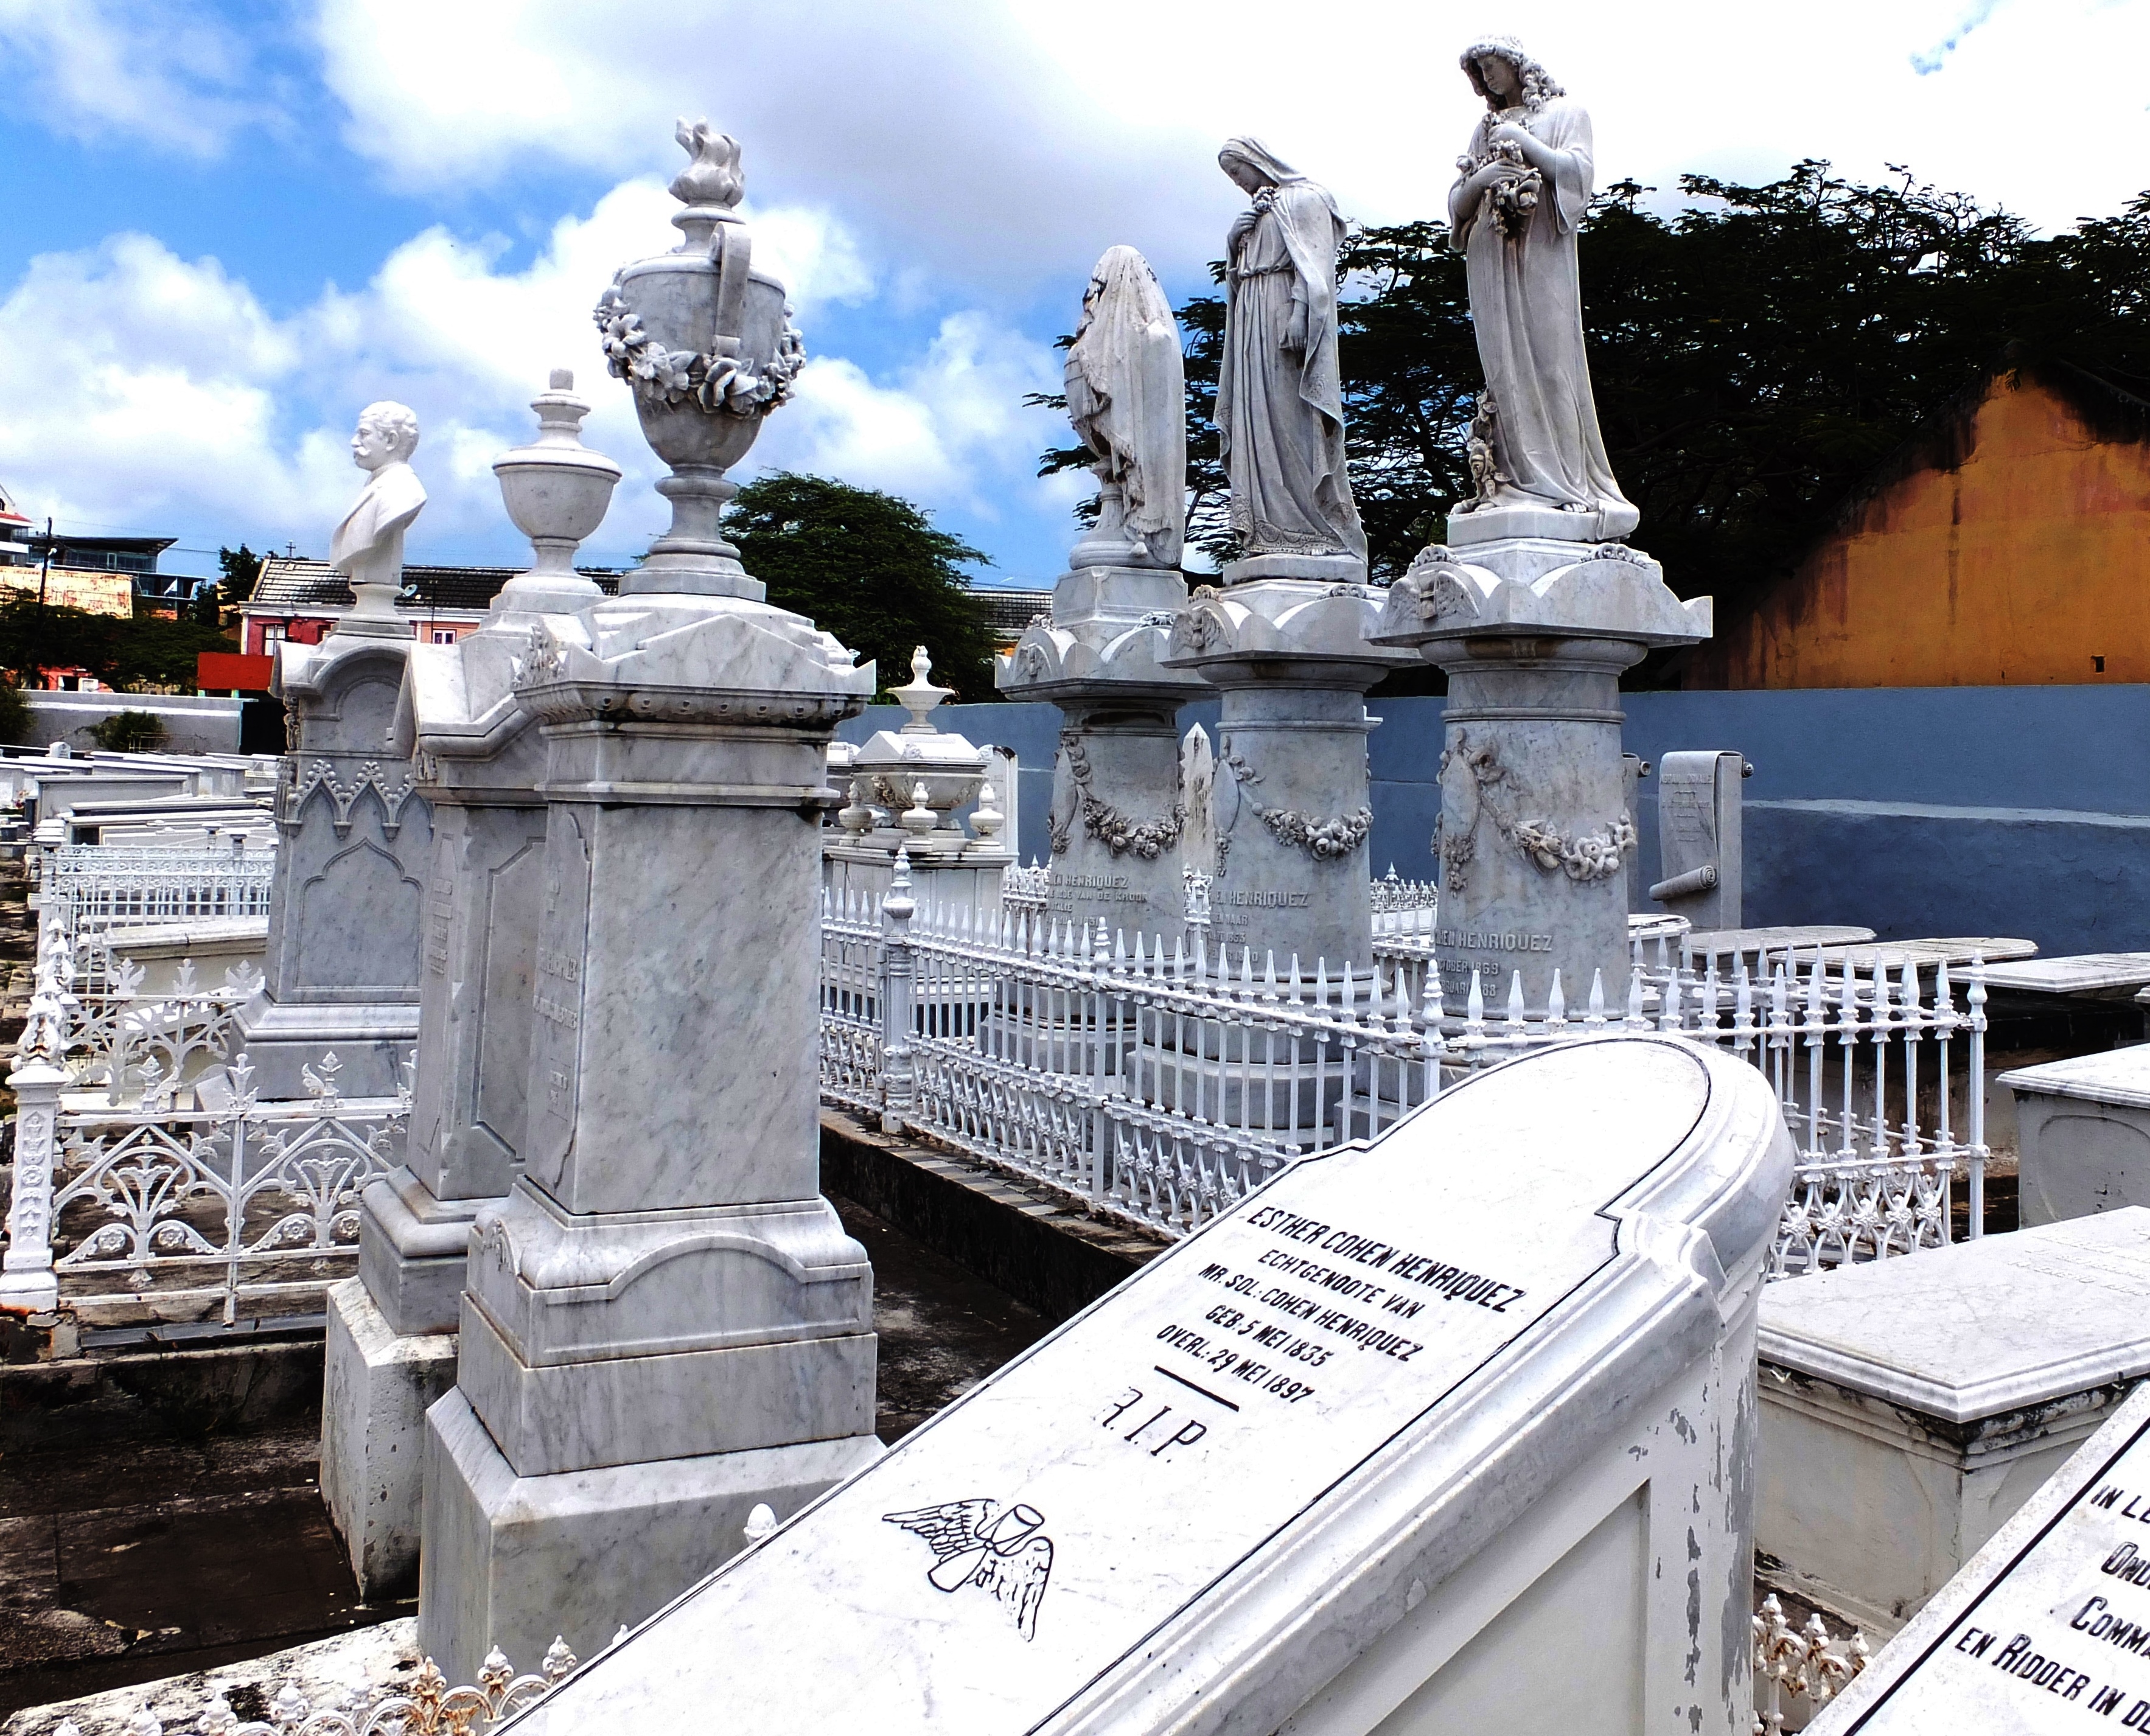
[842,685,2150,957]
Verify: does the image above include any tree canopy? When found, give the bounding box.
[725,472,997,702]
[1041,161,2150,629]
[0,595,235,692]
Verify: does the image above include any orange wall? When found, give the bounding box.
[1689,375,2150,688]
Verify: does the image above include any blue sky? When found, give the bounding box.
[3,0,2146,590]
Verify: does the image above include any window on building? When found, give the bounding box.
[431,627,458,644]
[260,623,287,646]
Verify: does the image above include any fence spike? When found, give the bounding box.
[1548,968,1565,1027]
[1467,966,1484,1026]
[1506,969,1526,1030]
[1627,962,1647,1028]
[1587,967,1605,1023]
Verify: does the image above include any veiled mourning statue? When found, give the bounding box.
[1065,245,1185,569]
[1216,138,1366,563]
[1448,38,1638,539]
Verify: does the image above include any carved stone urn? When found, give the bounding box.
[490,369,621,615]
[593,120,805,598]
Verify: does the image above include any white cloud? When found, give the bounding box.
[0,0,276,158]
[304,0,2150,297]
[0,181,1059,568]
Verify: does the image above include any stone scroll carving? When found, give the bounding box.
[1436,730,1634,890]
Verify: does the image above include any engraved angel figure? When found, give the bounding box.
[883,1498,1055,1640]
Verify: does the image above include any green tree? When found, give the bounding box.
[217,544,262,605]
[724,472,997,701]
[89,709,169,753]
[0,680,28,747]
[0,596,236,692]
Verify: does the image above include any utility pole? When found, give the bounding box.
[33,517,51,686]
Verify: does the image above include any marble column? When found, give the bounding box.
[320,372,620,1599]
[1370,534,1709,1017]
[416,120,882,1679]
[998,566,1207,942]
[1162,570,1414,971]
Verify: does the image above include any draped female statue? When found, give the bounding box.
[1215,138,1366,566]
[1447,38,1638,539]
[1064,245,1185,569]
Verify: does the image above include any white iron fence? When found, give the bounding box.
[41,839,274,936]
[820,854,1989,1267]
[44,1053,407,1326]
[3,857,404,1328]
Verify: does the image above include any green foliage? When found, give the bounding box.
[0,680,28,747]
[724,472,997,702]
[0,596,237,693]
[89,708,168,753]
[1038,162,2150,619]
[191,582,222,626]
[217,545,262,605]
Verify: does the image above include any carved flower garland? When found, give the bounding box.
[1215,739,1371,866]
[593,285,805,417]
[1053,737,1185,860]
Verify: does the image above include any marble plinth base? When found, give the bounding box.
[358,1168,487,1337]
[1447,501,1638,546]
[2000,1045,2150,1226]
[1209,685,1379,968]
[229,995,418,1100]
[417,1386,882,1682]
[996,563,1206,941]
[1162,579,1412,969]
[1756,1210,2150,1635]
[1221,553,1366,584]
[321,1278,459,1600]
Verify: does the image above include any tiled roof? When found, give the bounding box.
[969,586,1056,640]
[248,556,623,615]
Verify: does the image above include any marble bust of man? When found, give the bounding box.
[330,401,426,632]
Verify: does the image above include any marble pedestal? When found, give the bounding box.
[321,1278,460,1598]
[1755,1210,2150,1636]
[234,631,431,1100]
[321,607,581,1597]
[999,564,1207,942]
[1372,537,1709,1017]
[2000,1045,2150,1226]
[415,585,884,1681]
[1163,571,1413,970]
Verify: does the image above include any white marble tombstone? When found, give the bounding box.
[502,1036,1791,1736]
[1807,1375,2150,1734]
[319,372,620,1598]
[234,408,435,1098]
[1650,750,1745,931]
[1757,1211,2150,1638]
[414,122,883,1682]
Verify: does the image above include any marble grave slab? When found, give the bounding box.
[1810,1376,2150,1733]
[505,1036,1791,1736]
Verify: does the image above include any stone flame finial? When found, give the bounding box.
[669,120,744,210]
